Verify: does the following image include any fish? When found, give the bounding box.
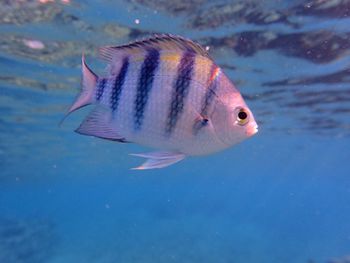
[63,34,258,170]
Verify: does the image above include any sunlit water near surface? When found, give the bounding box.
[1,0,350,262]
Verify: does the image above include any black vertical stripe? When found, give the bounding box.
[96,78,106,101]
[200,64,219,116]
[111,57,129,113]
[193,64,219,135]
[134,48,160,130]
[166,51,196,136]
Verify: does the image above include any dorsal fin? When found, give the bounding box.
[99,34,210,63]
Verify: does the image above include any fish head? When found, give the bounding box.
[211,88,258,147]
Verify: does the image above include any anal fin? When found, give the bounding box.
[130,151,185,170]
[75,106,127,142]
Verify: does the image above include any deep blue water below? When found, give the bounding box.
[1,1,350,263]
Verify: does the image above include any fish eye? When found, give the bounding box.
[235,107,249,126]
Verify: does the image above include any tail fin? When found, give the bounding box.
[60,54,97,125]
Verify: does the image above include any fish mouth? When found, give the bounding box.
[246,124,258,137]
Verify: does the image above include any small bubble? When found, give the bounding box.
[134,19,140,25]
[205,46,210,51]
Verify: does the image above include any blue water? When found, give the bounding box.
[1,1,350,262]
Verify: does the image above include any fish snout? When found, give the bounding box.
[246,123,258,137]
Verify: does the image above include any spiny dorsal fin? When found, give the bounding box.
[99,34,210,63]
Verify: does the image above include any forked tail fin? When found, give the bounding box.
[60,54,97,125]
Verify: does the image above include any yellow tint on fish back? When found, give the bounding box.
[194,55,213,86]
[158,53,182,77]
[161,53,181,63]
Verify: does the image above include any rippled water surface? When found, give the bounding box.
[1,1,350,262]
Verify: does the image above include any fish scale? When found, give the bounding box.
[134,48,160,130]
[111,57,129,113]
[166,51,195,136]
[96,78,106,101]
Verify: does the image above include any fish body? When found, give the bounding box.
[65,34,258,169]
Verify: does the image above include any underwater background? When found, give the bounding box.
[1,0,350,262]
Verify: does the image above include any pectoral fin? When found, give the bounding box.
[130,151,186,170]
[193,115,210,135]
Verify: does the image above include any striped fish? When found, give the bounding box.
[64,34,258,170]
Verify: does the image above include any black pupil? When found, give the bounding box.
[238,111,247,120]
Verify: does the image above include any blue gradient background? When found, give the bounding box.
[0,1,350,262]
